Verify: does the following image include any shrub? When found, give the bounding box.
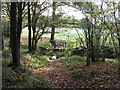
[21,43,28,49]
[72,47,86,56]
[38,42,53,55]
[3,65,50,88]
[34,55,50,61]
[69,55,86,61]
[29,55,49,68]
[23,75,50,88]
[59,56,66,60]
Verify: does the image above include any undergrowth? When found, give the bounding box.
[71,68,98,79]
[2,48,51,88]
[61,55,86,68]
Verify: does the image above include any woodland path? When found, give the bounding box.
[33,59,120,88]
[34,59,76,88]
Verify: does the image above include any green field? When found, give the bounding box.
[21,27,84,42]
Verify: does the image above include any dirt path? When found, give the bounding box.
[33,59,77,88]
[33,60,120,88]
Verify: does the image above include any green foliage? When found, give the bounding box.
[27,55,49,68]
[21,43,28,49]
[64,42,74,57]
[56,42,76,58]
[35,55,50,61]
[21,75,50,88]
[24,53,32,59]
[39,42,53,49]
[61,55,85,67]
[69,55,86,60]
[2,47,11,62]
[57,17,82,28]
[2,20,10,37]
[22,27,83,42]
[2,47,11,54]
[2,66,50,88]
[3,48,51,88]
[106,58,118,62]
[2,55,50,88]
[21,49,50,68]
[21,29,28,37]
[59,56,66,60]
[106,58,118,66]
[38,42,54,55]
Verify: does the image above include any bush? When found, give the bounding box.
[2,65,50,88]
[72,47,86,56]
[69,55,86,61]
[59,56,66,60]
[23,75,50,88]
[21,43,28,49]
[38,42,53,55]
[57,51,66,58]
[34,55,50,61]
[2,47,51,88]
[29,55,49,68]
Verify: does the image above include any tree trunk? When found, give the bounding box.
[50,26,56,47]
[28,2,32,52]
[0,1,1,51]
[118,38,120,79]
[86,51,90,66]
[31,25,36,52]
[16,2,22,66]
[90,22,95,62]
[10,2,20,67]
[86,26,91,66]
[91,40,95,62]
[50,2,56,47]
[1,35,4,50]
[117,1,120,79]
[102,52,105,62]
[34,40,38,50]
[86,36,91,66]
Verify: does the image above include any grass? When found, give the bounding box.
[21,27,84,42]
[105,58,118,62]
[29,55,49,68]
[3,63,51,88]
[2,47,51,88]
[21,28,29,37]
[20,42,51,62]
[61,55,86,68]
[21,48,50,69]
[105,58,119,66]
[21,27,86,48]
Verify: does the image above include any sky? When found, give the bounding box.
[42,5,85,20]
[42,1,120,20]
[61,5,85,19]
